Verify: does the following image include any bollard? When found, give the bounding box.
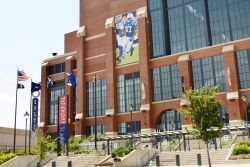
[37,162,40,167]
[155,154,160,166]
[197,153,202,166]
[52,161,56,167]
[68,161,72,167]
[176,154,180,166]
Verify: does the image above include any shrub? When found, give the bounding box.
[238,141,250,147]
[15,148,25,156]
[0,153,16,165]
[69,137,82,152]
[111,146,133,158]
[232,145,250,155]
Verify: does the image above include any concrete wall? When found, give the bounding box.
[113,148,157,167]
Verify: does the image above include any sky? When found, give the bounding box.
[0,0,79,130]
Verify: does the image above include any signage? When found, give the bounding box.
[32,98,39,131]
[58,95,68,144]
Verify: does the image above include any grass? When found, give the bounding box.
[116,45,139,66]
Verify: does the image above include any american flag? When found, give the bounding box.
[18,70,29,81]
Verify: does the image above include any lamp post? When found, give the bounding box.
[93,74,97,150]
[129,104,134,147]
[241,94,249,138]
[23,111,29,154]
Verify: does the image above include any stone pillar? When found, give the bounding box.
[39,62,49,136]
[222,45,244,125]
[104,17,117,136]
[64,56,74,136]
[75,26,87,136]
[178,54,192,126]
[137,7,153,133]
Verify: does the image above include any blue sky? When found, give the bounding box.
[0,0,79,129]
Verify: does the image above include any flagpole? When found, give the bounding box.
[29,78,32,154]
[13,68,18,153]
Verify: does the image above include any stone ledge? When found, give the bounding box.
[226,91,239,100]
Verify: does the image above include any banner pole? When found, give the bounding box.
[29,78,32,154]
[13,68,18,153]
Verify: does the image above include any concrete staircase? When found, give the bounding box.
[42,154,109,167]
[147,149,229,166]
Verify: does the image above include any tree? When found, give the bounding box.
[180,86,222,167]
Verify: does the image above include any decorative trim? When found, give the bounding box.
[180,99,189,107]
[105,17,114,29]
[106,109,115,116]
[141,128,155,134]
[140,104,150,111]
[42,62,49,67]
[178,54,190,62]
[85,33,105,41]
[76,26,86,37]
[85,53,106,60]
[105,132,117,137]
[38,122,45,128]
[85,69,106,75]
[42,51,77,63]
[222,44,235,53]
[229,120,245,126]
[65,56,73,61]
[226,91,239,100]
[75,113,83,120]
[136,6,147,19]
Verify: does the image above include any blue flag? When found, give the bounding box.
[31,82,41,92]
[47,77,53,88]
[66,73,76,87]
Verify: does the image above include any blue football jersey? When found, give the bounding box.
[124,20,136,38]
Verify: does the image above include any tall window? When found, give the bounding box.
[86,124,106,136]
[152,64,180,101]
[148,0,250,58]
[117,72,140,113]
[117,121,141,135]
[236,49,250,89]
[191,55,226,92]
[208,0,231,44]
[86,79,106,117]
[148,0,168,57]
[156,109,181,131]
[48,84,65,125]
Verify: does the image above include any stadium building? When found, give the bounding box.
[40,0,250,137]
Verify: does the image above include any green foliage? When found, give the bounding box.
[15,148,25,156]
[69,136,82,152]
[0,148,3,155]
[0,153,16,165]
[238,141,250,147]
[180,86,222,143]
[73,149,96,154]
[32,132,56,161]
[111,146,133,158]
[232,145,250,155]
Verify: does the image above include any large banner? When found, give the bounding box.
[32,98,38,131]
[58,95,68,144]
[115,10,139,66]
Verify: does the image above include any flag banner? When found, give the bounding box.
[58,96,68,144]
[32,98,39,131]
[17,83,25,89]
[31,82,41,92]
[181,76,185,94]
[18,70,29,81]
[47,77,53,88]
[66,73,76,87]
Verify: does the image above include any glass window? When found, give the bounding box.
[156,109,181,131]
[47,63,65,75]
[117,72,140,113]
[152,64,180,101]
[86,79,106,117]
[118,121,141,135]
[48,84,65,125]
[86,124,106,136]
[236,49,250,89]
[149,0,167,57]
[191,55,226,92]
